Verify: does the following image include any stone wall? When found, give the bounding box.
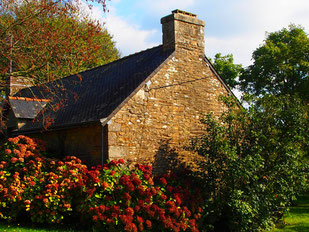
[108,55,228,173]
[8,76,33,96]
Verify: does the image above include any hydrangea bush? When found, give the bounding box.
[0,135,204,232]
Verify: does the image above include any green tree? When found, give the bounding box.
[239,24,309,100]
[210,53,243,89]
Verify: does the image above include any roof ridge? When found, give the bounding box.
[16,44,164,98]
[42,44,164,84]
[9,96,50,102]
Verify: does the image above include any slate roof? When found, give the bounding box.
[9,97,49,119]
[14,45,174,133]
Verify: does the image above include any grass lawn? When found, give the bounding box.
[273,193,309,232]
[0,222,81,232]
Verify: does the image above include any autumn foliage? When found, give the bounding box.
[0,135,204,231]
[0,0,118,85]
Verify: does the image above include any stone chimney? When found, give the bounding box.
[161,9,205,56]
[7,76,33,96]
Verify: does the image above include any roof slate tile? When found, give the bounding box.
[15,45,173,132]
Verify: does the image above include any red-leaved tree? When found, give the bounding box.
[0,0,119,134]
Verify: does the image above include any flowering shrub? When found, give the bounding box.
[0,135,46,220]
[0,135,85,223]
[0,135,205,231]
[86,163,203,232]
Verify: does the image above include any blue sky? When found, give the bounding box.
[82,0,309,67]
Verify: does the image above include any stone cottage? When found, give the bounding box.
[5,10,237,171]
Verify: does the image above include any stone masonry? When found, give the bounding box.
[107,10,229,173]
[8,76,33,96]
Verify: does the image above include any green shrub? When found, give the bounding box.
[189,95,308,231]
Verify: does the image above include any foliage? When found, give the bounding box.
[0,0,119,87]
[209,53,243,89]
[239,24,309,101]
[188,95,309,231]
[0,135,204,232]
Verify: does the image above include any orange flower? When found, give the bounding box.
[11,157,18,163]
[103,182,109,189]
[145,220,152,228]
[24,200,31,205]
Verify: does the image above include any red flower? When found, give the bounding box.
[184,207,191,217]
[136,215,144,224]
[138,223,144,232]
[92,215,98,221]
[148,178,154,185]
[167,185,173,192]
[99,205,106,212]
[137,185,145,195]
[120,175,130,185]
[119,159,125,164]
[132,177,142,186]
[64,203,71,209]
[150,187,157,195]
[126,183,135,192]
[106,218,114,224]
[125,207,134,216]
[58,161,64,166]
[5,149,11,154]
[175,196,182,206]
[137,199,145,206]
[134,206,141,214]
[143,173,150,180]
[109,160,118,167]
[11,157,18,163]
[145,220,152,228]
[103,182,109,189]
[124,222,137,232]
[160,194,167,200]
[123,192,131,201]
[24,200,31,205]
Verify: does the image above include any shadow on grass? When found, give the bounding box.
[274,194,309,232]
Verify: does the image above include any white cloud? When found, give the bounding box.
[104,12,158,56]
[77,1,159,56]
[137,0,195,15]
[204,0,309,66]
[237,0,309,32]
[205,33,263,67]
